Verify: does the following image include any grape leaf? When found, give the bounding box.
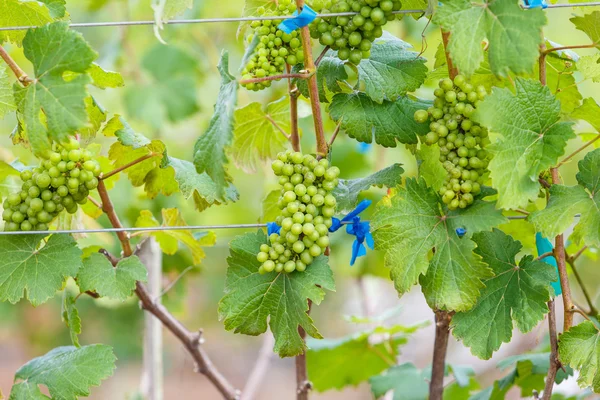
[260,189,281,223]
[241,0,278,16]
[545,51,582,114]
[369,363,429,400]
[433,0,546,77]
[578,55,600,83]
[218,231,335,357]
[79,96,106,146]
[0,234,82,306]
[77,253,147,301]
[108,140,167,187]
[417,144,447,192]
[558,321,600,392]
[333,163,404,212]
[497,353,573,385]
[135,208,216,264]
[38,0,65,18]
[293,50,348,103]
[329,93,430,147]
[231,97,292,172]
[0,64,16,118]
[357,32,428,104]
[194,51,238,198]
[9,345,116,400]
[104,115,151,147]
[307,324,421,391]
[87,64,124,89]
[452,229,556,359]
[474,78,575,209]
[371,178,505,312]
[529,148,600,247]
[61,291,81,347]
[572,98,600,132]
[0,0,54,45]
[571,11,600,49]
[15,22,97,155]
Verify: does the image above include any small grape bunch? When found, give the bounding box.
[256,151,340,274]
[2,139,101,231]
[310,0,402,65]
[241,0,305,91]
[413,75,490,210]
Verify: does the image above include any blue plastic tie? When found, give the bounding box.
[456,227,467,238]
[267,222,281,236]
[535,232,562,295]
[277,5,317,34]
[357,142,372,154]
[330,199,374,266]
[524,0,547,8]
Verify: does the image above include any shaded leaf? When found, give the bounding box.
[61,290,81,347]
[558,321,600,392]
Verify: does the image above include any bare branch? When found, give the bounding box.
[240,72,310,85]
[0,44,32,85]
[541,299,559,400]
[100,153,158,181]
[557,135,600,168]
[543,43,598,55]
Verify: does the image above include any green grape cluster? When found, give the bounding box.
[241,0,305,91]
[2,139,101,231]
[414,75,491,211]
[256,151,340,274]
[310,0,402,65]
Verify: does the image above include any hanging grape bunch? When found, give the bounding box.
[310,0,402,65]
[256,151,340,274]
[413,75,490,210]
[2,139,101,231]
[241,0,305,91]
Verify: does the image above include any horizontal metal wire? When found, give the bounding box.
[0,214,572,235]
[0,3,598,31]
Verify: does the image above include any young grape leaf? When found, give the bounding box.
[79,97,107,146]
[0,0,54,44]
[153,0,192,23]
[9,345,116,400]
[572,98,600,132]
[260,189,281,224]
[544,51,582,114]
[578,55,600,83]
[329,93,430,147]
[0,64,16,118]
[108,140,167,188]
[433,0,546,77]
[369,363,429,400]
[417,144,447,192]
[497,353,573,385]
[14,22,98,155]
[293,50,348,103]
[87,64,125,89]
[357,32,428,104]
[307,324,421,391]
[77,253,147,301]
[452,229,556,359]
[0,234,82,306]
[231,97,293,172]
[218,231,335,357]
[529,148,600,247]
[125,44,199,128]
[194,51,238,198]
[474,78,575,209]
[103,115,151,148]
[135,208,216,264]
[61,290,81,347]
[558,321,600,392]
[571,11,600,49]
[371,178,505,312]
[333,163,404,212]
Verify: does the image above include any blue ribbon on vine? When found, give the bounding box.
[277,5,317,34]
[535,232,562,295]
[266,222,281,236]
[329,199,374,266]
[523,0,547,8]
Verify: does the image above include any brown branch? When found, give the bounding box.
[0,44,32,85]
[566,247,598,316]
[296,0,327,158]
[570,307,594,322]
[296,300,312,400]
[536,251,555,262]
[327,120,342,151]
[314,46,330,67]
[239,72,310,85]
[100,153,158,181]
[441,30,459,79]
[430,310,452,400]
[556,135,600,168]
[286,64,301,152]
[569,245,588,263]
[539,177,552,189]
[96,181,239,399]
[543,43,598,55]
[515,208,530,216]
[265,114,290,141]
[87,196,102,209]
[541,300,559,400]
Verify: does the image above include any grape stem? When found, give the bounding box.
[100,153,159,181]
[0,44,33,85]
[327,120,342,151]
[535,251,554,261]
[565,246,598,316]
[96,182,240,400]
[87,195,102,209]
[314,46,330,66]
[296,300,312,400]
[541,299,560,400]
[239,72,311,85]
[287,64,302,152]
[556,134,600,168]
[542,42,598,55]
[265,114,291,140]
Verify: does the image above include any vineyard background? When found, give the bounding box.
[0,0,598,398]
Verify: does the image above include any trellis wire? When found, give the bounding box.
[0,214,575,235]
[0,3,599,31]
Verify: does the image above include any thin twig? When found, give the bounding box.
[539,177,551,189]
[0,44,32,85]
[570,307,594,323]
[97,182,239,400]
[327,120,342,152]
[566,247,598,316]
[287,67,301,152]
[536,251,555,262]
[239,72,310,85]
[314,46,330,66]
[159,266,196,298]
[87,196,102,209]
[569,245,588,263]
[101,153,158,180]
[556,135,600,168]
[514,208,530,216]
[296,299,312,400]
[265,114,290,140]
[542,300,559,400]
[543,43,598,55]
[240,333,275,400]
